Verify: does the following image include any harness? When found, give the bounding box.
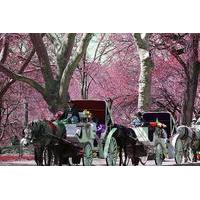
[47,120,58,135]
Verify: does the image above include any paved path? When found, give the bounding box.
[1,158,200,166]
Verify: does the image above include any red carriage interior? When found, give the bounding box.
[71,100,106,124]
[143,112,175,138]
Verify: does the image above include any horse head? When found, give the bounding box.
[21,120,43,146]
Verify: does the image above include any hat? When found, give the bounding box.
[136,112,142,117]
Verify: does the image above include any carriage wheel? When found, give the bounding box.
[106,137,118,166]
[175,138,184,164]
[140,154,149,165]
[43,147,55,166]
[155,143,164,165]
[82,143,93,166]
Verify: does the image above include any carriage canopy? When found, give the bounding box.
[143,112,176,138]
[71,100,107,124]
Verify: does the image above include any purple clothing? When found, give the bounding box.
[97,124,106,137]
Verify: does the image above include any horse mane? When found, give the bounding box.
[29,120,52,138]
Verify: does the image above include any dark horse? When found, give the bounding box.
[21,120,66,166]
[113,124,140,166]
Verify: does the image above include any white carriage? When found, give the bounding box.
[128,112,176,165]
[50,100,118,166]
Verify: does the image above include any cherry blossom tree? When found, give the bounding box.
[0,33,93,114]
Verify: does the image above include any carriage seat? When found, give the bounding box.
[64,124,81,137]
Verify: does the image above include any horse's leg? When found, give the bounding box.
[119,146,122,166]
[52,145,59,165]
[123,143,128,166]
[192,143,197,162]
[124,150,128,166]
[56,145,62,166]
[47,145,53,166]
[66,157,71,166]
[38,146,44,166]
[131,157,140,166]
[34,147,39,166]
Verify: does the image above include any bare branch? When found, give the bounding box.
[59,33,93,101]
[57,33,76,78]
[46,33,61,48]
[0,49,35,98]
[29,33,54,86]
[93,33,105,61]
[0,62,45,96]
[133,33,148,50]
[0,35,9,63]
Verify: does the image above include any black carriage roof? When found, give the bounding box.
[70,100,107,123]
[143,112,174,120]
[143,111,176,137]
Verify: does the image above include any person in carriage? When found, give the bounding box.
[57,100,80,124]
[131,111,146,127]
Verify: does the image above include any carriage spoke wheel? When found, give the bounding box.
[155,143,164,166]
[175,138,184,165]
[140,154,149,165]
[82,143,93,166]
[43,147,55,166]
[106,137,118,166]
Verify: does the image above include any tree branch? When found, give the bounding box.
[59,33,93,101]
[0,62,45,96]
[56,33,76,78]
[29,33,54,87]
[0,35,9,63]
[133,33,148,50]
[0,49,36,98]
[46,33,61,48]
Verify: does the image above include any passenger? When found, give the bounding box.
[131,111,146,127]
[93,116,106,138]
[59,100,80,123]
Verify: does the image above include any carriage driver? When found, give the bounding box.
[59,100,80,123]
[131,112,146,127]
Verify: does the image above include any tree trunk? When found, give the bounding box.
[134,33,154,112]
[81,71,88,99]
[181,34,200,125]
[181,64,200,124]
[24,101,29,127]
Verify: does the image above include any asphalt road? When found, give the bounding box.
[1,158,200,166]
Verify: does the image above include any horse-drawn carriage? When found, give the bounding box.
[125,112,177,165]
[172,119,200,165]
[22,100,118,166]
